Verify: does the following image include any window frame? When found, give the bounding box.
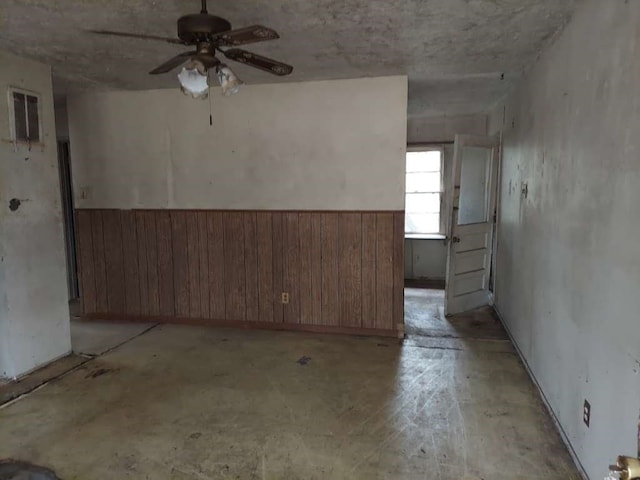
[7,86,42,144]
[405,144,445,237]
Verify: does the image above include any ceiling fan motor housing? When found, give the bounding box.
[177,14,231,43]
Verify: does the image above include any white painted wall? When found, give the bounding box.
[489,1,640,478]
[0,50,71,379]
[68,76,407,211]
[407,114,486,144]
[404,238,447,281]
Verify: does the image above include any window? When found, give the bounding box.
[9,88,40,143]
[405,148,443,235]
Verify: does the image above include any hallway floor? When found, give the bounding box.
[404,288,507,340]
[0,292,579,479]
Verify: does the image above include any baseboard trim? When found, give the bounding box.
[80,313,399,339]
[492,305,589,480]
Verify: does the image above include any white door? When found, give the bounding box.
[445,134,499,316]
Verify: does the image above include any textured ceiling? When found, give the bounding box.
[0,0,579,116]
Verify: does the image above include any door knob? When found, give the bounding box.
[608,456,640,480]
[452,236,461,244]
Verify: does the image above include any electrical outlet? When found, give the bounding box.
[583,399,591,427]
[281,292,289,304]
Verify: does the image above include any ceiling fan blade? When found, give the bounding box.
[149,51,197,75]
[224,49,293,76]
[89,29,183,45]
[216,25,279,46]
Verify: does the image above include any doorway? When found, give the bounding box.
[403,134,501,337]
[403,144,448,336]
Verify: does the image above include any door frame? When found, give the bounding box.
[488,131,504,305]
[57,139,79,300]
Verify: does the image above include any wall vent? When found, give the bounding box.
[8,87,41,143]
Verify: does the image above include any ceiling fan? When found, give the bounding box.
[89,0,293,98]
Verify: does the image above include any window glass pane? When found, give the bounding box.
[26,95,39,142]
[405,172,440,194]
[405,149,442,234]
[406,151,440,172]
[406,193,439,214]
[13,92,27,141]
[458,145,491,225]
[405,213,439,235]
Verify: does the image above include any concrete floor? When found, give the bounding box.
[0,290,579,479]
[71,320,158,357]
[404,288,508,340]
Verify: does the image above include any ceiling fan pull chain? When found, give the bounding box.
[208,71,213,126]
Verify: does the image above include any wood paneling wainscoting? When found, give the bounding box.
[75,210,404,337]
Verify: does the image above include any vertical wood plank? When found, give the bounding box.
[186,211,201,318]
[321,213,340,326]
[121,210,140,315]
[224,212,246,321]
[197,211,210,319]
[298,213,313,324]
[256,212,274,323]
[207,212,225,319]
[338,213,362,327]
[103,210,126,313]
[156,211,175,316]
[145,212,161,316]
[76,210,96,314]
[271,212,284,323]
[91,210,108,312]
[171,211,190,317]
[244,212,259,322]
[135,212,149,316]
[207,212,225,320]
[283,213,300,324]
[310,214,323,325]
[361,213,377,328]
[393,211,405,332]
[375,213,394,330]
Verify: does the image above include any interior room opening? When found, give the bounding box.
[403,146,447,336]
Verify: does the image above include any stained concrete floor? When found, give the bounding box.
[0,290,580,479]
[404,288,508,340]
[71,320,158,357]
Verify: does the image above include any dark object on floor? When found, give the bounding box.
[0,460,60,479]
[296,356,311,366]
[85,368,114,379]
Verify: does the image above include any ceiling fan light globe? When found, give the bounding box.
[177,61,209,99]
[216,64,243,96]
